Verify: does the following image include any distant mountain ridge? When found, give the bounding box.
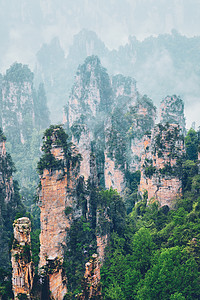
[35,29,200,127]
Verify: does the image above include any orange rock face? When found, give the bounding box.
[139,124,184,207]
[39,164,80,299]
[78,254,102,300]
[104,151,125,194]
[11,217,34,299]
[96,234,108,264]
[38,128,81,299]
[39,168,71,269]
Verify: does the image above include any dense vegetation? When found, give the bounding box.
[1,63,50,209]
[100,128,200,300]
[1,118,200,299]
[37,124,82,175]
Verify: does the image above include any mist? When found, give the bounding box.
[1,0,200,128]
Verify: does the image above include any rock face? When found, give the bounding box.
[139,123,184,207]
[78,254,102,300]
[1,63,50,145]
[160,95,186,134]
[66,56,112,183]
[64,56,157,195]
[129,96,157,171]
[0,62,50,207]
[38,125,82,300]
[11,217,34,299]
[37,124,120,298]
[1,63,35,146]
[0,129,24,269]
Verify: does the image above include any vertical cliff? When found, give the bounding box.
[160,95,186,134]
[0,62,50,207]
[128,95,157,171]
[78,254,102,300]
[37,125,82,299]
[65,57,157,195]
[11,217,34,299]
[104,75,138,193]
[1,63,35,146]
[0,128,24,270]
[65,55,112,186]
[139,123,184,207]
[104,92,156,193]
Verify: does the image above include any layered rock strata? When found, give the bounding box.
[139,123,184,207]
[38,126,82,299]
[64,56,157,194]
[11,217,34,299]
[66,55,112,184]
[78,254,102,300]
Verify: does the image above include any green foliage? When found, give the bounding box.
[41,257,62,276]
[30,228,40,268]
[144,165,156,178]
[37,152,63,175]
[131,228,155,275]
[137,247,199,300]
[37,125,82,175]
[63,216,97,296]
[0,268,13,299]
[5,63,34,83]
[70,123,85,142]
[182,160,198,192]
[17,293,28,300]
[77,55,113,113]
[98,188,126,235]
[185,128,198,161]
[65,206,73,216]
[0,128,6,142]
[101,153,200,299]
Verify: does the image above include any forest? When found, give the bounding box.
[0,24,200,300]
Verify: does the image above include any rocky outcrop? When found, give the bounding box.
[0,63,50,208]
[1,63,35,146]
[139,123,184,207]
[104,151,125,193]
[111,74,138,106]
[71,125,91,181]
[38,125,82,300]
[11,217,34,299]
[67,55,112,128]
[1,63,50,144]
[65,58,157,195]
[103,75,139,192]
[0,129,24,270]
[78,254,102,300]
[65,55,113,186]
[128,95,157,172]
[96,234,108,265]
[160,95,186,134]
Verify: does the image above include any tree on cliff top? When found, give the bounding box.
[37,125,82,175]
[5,63,34,83]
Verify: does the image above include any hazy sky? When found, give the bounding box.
[1,0,200,71]
[1,0,200,128]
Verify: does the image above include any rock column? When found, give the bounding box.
[11,217,34,299]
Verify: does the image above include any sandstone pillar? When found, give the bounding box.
[11,217,34,299]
